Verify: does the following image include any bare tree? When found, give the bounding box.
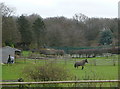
[0,2,15,17]
[73,13,88,23]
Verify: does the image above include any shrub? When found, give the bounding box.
[23,62,72,81]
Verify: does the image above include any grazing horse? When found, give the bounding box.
[74,59,88,70]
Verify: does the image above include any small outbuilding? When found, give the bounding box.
[0,46,21,64]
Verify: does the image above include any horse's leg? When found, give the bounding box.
[82,66,84,70]
[77,66,78,68]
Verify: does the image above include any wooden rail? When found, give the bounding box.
[1,80,120,85]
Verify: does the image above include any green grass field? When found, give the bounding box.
[2,55,119,87]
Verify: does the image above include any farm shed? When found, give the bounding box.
[0,46,21,64]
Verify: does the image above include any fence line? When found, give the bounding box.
[1,80,120,85]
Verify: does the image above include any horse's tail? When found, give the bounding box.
[74,63,77,68]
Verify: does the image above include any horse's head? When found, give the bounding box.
[85,59,88,63]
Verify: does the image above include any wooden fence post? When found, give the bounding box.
[18,78,24,88]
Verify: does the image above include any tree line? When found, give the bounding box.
[1,3,119,50]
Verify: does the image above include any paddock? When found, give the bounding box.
[2,54,119,87]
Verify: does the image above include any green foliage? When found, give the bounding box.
[23,62,72,81]
[99,29,113,45]
[32,17,46,48]
[4,40,14,47]
[2,17,21,46]
[21,51,32,57]
[17,15,32,47]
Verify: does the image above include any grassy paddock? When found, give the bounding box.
[2,55,119,87]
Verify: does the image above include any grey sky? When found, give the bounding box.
[0,0,119,18]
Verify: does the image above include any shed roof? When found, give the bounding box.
[2,46,21,52]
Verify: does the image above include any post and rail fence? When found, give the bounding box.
[1,80,120,85]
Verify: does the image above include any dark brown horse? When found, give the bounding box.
[74,59,88,70]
